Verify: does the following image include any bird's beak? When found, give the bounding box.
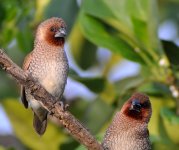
[55,27,66,38]
[129,99,141,112]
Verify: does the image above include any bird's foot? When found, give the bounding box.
[49,101,69,115]
[59,101,69,111]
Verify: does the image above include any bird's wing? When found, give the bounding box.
[20,52,33,108]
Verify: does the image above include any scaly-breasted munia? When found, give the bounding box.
[102,93,152,150]
[21,17,69,135]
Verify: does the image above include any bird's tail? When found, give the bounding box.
[33,113,47,135]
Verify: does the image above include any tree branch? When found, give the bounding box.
[0,49,103,150]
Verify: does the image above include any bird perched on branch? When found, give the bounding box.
[102,93,152,150]
[20,17,69,135]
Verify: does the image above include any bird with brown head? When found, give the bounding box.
[21,17,69,135]
[102,93,152,150]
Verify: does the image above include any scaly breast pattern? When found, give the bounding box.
[28,46,68,99]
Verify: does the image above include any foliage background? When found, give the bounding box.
[0,0,179,149]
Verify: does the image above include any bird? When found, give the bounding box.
[20,17,69,135]
[102,93,152,150]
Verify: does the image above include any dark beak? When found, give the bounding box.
[130,99,141,112]
[55,27,66,38]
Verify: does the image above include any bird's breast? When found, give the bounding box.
[40,61,67,96]
[29,52,68,99]
[41,60,68,98]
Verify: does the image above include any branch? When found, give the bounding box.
[0,49,103,150]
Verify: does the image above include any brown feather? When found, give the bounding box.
[33,113,47,135]
[20,52,33,108]
[20,87,28,108]
[22,52,33,70]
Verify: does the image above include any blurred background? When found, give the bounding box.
[0,0,179,149]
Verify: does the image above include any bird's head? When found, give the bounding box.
[121,93,152,123]
[36,17,67,46]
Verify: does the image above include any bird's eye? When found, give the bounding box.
[50,27,55,32]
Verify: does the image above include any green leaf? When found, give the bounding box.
[75,145,86,150]
[68,21,98,70]
[148,96,174,138]
[162,40,179,69]
[160,107,179,143]
[2,99,67,150]
[81,0,133,35]
[68,99,89,120]
[69,70,106,93]
[138,82,170,96]
[114,75,144,96]
[131,17,149,48]
[76,77,106,93]
[153,143,179,150]
[81,0,159,42]
[16,27,33,52]
[81,0,163,64]
[60,138,79,150]
[0,0,35,48]
[146,97,177,149]
[161,107,179,125]
[0,27,16,48]
[79,12,145,64]
[0,71,18,99]
[83,98,114,134]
